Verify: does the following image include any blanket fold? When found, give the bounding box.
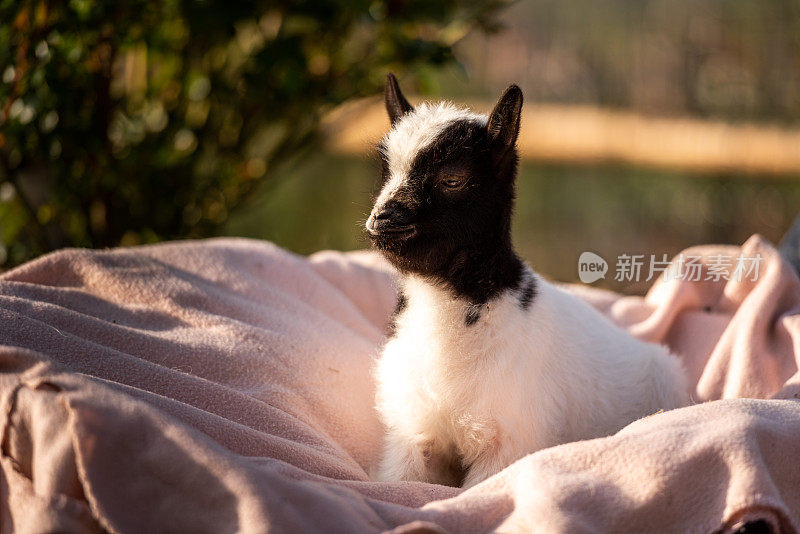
[0,236,798,533]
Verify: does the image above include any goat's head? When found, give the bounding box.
[367,73,523,278]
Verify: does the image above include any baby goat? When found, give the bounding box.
[368,74,688,489]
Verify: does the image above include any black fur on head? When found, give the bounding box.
[367,76,526,305]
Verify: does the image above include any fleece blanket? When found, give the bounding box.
[0,235,798,533]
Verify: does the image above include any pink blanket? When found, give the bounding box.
[0,236,798,533]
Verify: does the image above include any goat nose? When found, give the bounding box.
[366,212,378,233]
[366,205,414,235]
[365,208,384,233]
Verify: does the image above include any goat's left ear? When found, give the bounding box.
[385,73,414,125]
[487,84,523,155]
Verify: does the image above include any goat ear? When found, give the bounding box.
[487,84,523,154]
[385,73,414,125]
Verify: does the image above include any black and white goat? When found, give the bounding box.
[367,74,688,489]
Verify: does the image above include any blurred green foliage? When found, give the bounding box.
[455,0,800,122]
[0,0,508,266]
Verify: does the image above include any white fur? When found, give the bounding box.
[371,103,487,219]
[374,269,688,488]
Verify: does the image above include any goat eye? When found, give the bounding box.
[441,176,464,189]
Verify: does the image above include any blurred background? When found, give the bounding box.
[1,0,799,292]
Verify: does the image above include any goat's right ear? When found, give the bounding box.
[487,84,523,155]
[385,73,414,125]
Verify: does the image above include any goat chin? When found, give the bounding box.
[373,268,688,489]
